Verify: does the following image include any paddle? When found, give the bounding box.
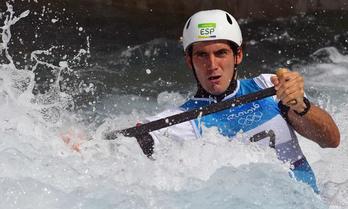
[104,86,276,140]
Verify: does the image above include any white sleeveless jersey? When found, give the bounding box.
[147,74,305,164]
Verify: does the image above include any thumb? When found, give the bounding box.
[270,75,279,86]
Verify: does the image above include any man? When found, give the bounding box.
[135,9,340,193]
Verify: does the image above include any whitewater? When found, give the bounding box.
[0,2,347,209]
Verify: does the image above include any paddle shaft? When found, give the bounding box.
[105,86,276,140]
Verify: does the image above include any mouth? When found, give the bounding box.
[208,75,221,81]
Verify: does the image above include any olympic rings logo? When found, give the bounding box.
[237,111,263,126]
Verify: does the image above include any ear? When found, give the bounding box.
[235,48,243,65]
[185,53,193,70]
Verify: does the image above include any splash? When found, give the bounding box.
[0,2,346,209]
[0,3,30,68]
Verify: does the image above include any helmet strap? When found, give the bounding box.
[232,46,242,80]
[232,53,238,80]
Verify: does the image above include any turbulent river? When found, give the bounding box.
[0,1,348,209]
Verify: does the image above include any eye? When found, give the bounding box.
[215,49,229,57]
[194,51,208,58]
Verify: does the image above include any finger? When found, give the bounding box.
[282,92,301,106]
[276,75,304,96]
[280,91,304,108]
[281,78,301,92]
[280,79,304,96]
[277,71,292,84]
[276,71,304,106]
[278,83,304,100]
[271,75,280,90]
[278,86,297,102]
[278,71,301,81]
[279,74,304,93]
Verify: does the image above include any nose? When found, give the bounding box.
[206,54,218,71]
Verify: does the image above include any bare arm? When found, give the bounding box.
[287,104,340,148]
[271,70,340,148]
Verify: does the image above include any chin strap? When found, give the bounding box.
[232,47,242,80]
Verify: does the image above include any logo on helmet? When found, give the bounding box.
[198,23,216,39]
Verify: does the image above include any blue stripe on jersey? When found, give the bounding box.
[291,157,319,193]
[181,79,280,138]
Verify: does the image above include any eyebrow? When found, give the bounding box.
[192,50,206,55]
[193,47,231,55]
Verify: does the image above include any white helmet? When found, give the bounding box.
[182,9,242,52]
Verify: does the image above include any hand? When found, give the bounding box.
[271,69,307,113]
[60,128,87,152]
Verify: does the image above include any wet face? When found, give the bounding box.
[186,40,243,95]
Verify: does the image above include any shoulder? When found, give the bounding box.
[238,74,277,101]
[145,108,184,122]
[252,74,275,89]
[237,73,275,91]
[146,107,199,141]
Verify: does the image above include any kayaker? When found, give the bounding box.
[134,9,340,193]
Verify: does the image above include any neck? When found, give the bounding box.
[194,80,237,102]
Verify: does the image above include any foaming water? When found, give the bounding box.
[0,2,348,209]
[304,47,348,90]
[295,47,348,209]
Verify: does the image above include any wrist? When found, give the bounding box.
[294,97,311,116]
[278,101,290,121]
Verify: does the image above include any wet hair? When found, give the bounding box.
[229,42,239,55]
